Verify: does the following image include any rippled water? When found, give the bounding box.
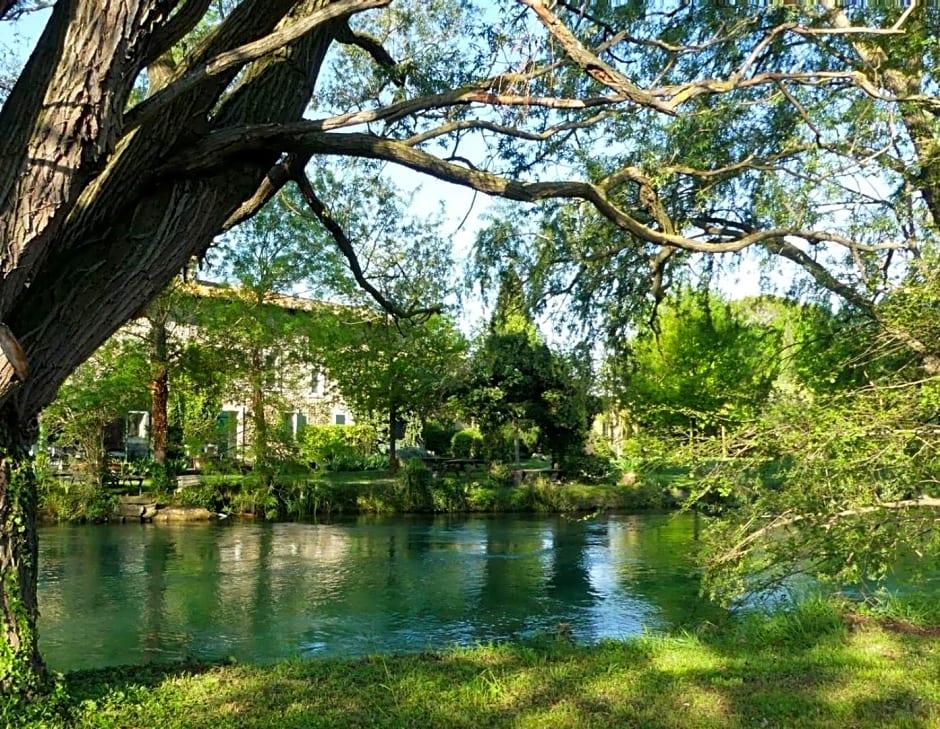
[38,513,720,672]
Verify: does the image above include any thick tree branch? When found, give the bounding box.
[223,153,311,231]
[518,0,677,115]
[335,19,403,85]
[127,0,392,131]
[761,239,875,314]
[0,0,51,21]
[171,126,910,271]
[141,0,212,67]
[404,112,612,147]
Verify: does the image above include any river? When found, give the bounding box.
[37,512,721,672]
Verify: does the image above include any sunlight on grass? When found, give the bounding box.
[11,611,939,729]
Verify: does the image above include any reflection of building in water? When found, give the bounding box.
[216,525,354,618]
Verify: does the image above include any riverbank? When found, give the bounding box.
[10,602,939,728]
[40,467,671,523]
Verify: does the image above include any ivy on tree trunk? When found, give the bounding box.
[0,412,43,695]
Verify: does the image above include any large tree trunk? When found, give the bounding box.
[0,410,43,695]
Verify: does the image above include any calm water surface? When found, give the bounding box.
[38,513,719,672]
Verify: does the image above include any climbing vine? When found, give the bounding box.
[0,419,45,697]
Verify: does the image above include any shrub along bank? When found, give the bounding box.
[7,600,939,729]
[168,463,665,520]
[38,456,676,522]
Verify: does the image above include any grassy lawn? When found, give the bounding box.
[11,604,939,728]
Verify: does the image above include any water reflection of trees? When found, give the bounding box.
[38,515,725,671]
[608,513,721,627]
[544,518,596,607]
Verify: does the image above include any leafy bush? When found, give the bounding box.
[423,420,458,456]
[587,430,615,459]
[396,458,434,511]
[617,478,667,510]
[465,483,499,511]
[174,477,237,512]
[141,459,181,496]
[199,457,251,475]
[301,424,378,471]
[326,452,388,472]
[451,427,483,459]
[486,461,514,488]
[278,478,352,519]
[562,453,614,483]
[232,473,280,519]
[39,478,116,523]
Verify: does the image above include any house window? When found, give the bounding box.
[334,413,346,426]
[311,369,326,397]
[280,412,308,441]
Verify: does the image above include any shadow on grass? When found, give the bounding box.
[43,616,938,729]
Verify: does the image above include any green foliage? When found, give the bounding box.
[173,479,232,512]
[560,453,615,484]
[616,478,668,511]
[0,671,70,728]
[0,449,43,696]
[721,596,848,651]
[613,291,782,437]
[485,461,514,488]
[854,589,940,629]
[313,312,467,455]
[455,271,596,464]
[137,459,178,497]
[450,427,483,459]
[41,339,150,485]
[691,335,940,604]
[205,195,339,470]
[168,339,233,461]
[300,424,378,471]
[38,479,116,524]
[230,474,281,520]
[395,458,434,512]
[422,420,458,456]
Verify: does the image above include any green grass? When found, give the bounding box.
[9,603,939,728]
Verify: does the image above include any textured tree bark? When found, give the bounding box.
[0,410,43,695]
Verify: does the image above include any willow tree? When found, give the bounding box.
[0,0,937,693]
